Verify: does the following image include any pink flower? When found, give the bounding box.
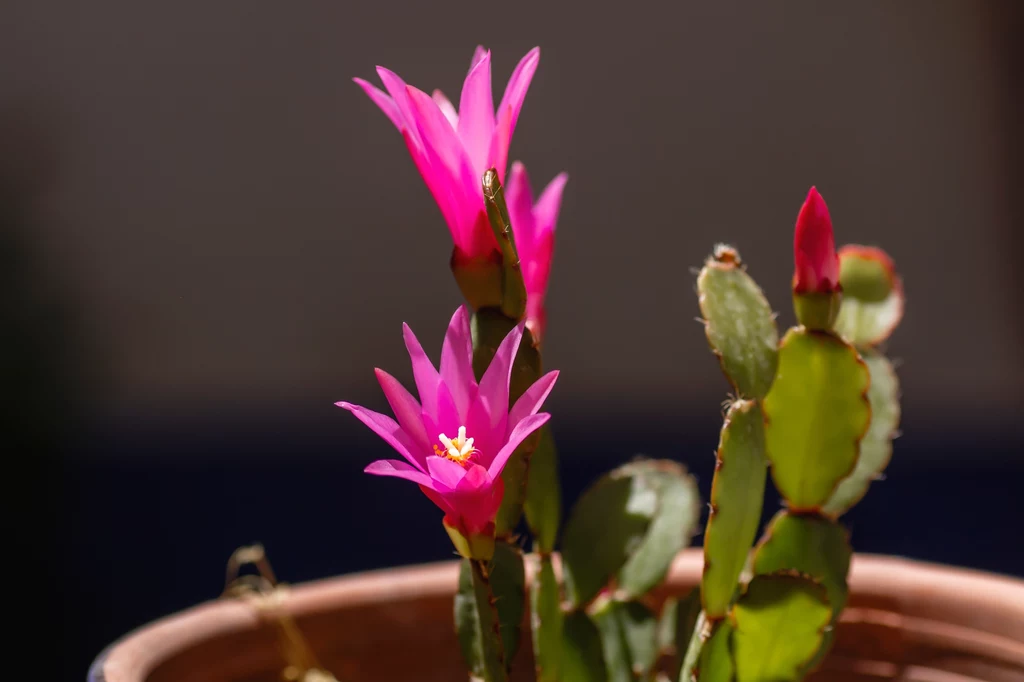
[792,186,840,294]
[337,306,558,537]
[354,47,541,260]
[505,162,568,342]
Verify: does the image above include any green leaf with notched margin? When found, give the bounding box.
[617,461,701,599]
[833,246,904,347]
[731,574,831,682]
[762,328,870,510]
[524,425,562,553]
[562,611,609,682]
[679,613,734,682]
[530,554,564,682]
[659,590,703,681]
[697,246,779,399]
[752,512,851,619]
[562,460,699,607]
[701,399,768,618]
[593,599,659,682]
[455,542,525,678]
[823,351,900,517]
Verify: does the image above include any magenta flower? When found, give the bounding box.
[505,161,568,342]
[336,306,558,539]
[354,47,541,260]
[792,186,840,294]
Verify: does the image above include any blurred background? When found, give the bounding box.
[2,1,1021,678]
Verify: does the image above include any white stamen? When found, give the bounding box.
[435,425,479,462]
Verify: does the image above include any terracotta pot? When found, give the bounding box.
[90,551,1024,682]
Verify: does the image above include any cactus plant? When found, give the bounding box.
[350,45,907,682]
[680,187,905,681]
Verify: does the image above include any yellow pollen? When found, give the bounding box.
[434,425,478,465]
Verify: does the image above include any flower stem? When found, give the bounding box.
[469,558,507,682]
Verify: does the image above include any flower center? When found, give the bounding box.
[433,425,479,466]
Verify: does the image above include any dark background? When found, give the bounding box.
[1,1,1021,679]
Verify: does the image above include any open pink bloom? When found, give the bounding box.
[354,47,541,260]
[337,306,558,537]
[793,186,840,294]
[505,162,568,342]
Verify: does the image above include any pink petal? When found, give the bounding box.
[456,461,491,491]
[432,89,459,129]
[470,45,488,71]
[433,380,462,437]
[428,455,469,490]
[458,50,495,175]
[508,370,559,427]
[488,412,550,478]
[402,322,440,421]
[365,459,433,488]
[399,126,458,237]
[476,322,524,426]
[376,67,423,147]
[535,172,569,236]
[439,307,477,419]
[487,104,513,183]
[492,47,540,175]
[375,368,430,458]
[337,402,421,471]
[353,78,403,131]
[406,85,482,250]
[505,161,538,257]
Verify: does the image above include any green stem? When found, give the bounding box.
[470,558,508,682]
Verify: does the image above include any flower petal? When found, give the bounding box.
[487,103,513,183]
[440,306,477,419]
[402,322,440,420]
[432,89,459,129]
[491,47,540,178]
[506,161,538,256]
[365,459,433,487]
[458,50,495,175]
[406,84,482,251]
[508,370,559,427]
[535,172,569,236]
[353,78,403,131]
[337,402,421,470]
[470,45,488,71]
[476,322,524,427]
[375,368,430,458]
[428,455,469,490]
[376,67,423,147]
[488,412,550,478]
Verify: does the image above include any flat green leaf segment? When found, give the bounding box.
[731,575,831,682]
[753,512,851,619]
[562,460,699,607]
[823,352,901,516]
[698,248,779,399]
[562,611,609,682]
[702,400,767,618]
[679,614,734,682]
[524,425,562,553]
[593,599,659,682]
[456,557,509,682]
[834,291,903,348]
[530,556,564,682]
[659,591,703,682]
[618,461,701,599]
[763,328,870,510]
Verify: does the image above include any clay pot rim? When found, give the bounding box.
[90,551,1024,682]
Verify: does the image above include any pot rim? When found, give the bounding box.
[89,552,1024,682]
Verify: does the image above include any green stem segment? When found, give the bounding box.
[466,558,507,682]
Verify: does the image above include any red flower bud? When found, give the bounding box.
[793,187,840,294]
